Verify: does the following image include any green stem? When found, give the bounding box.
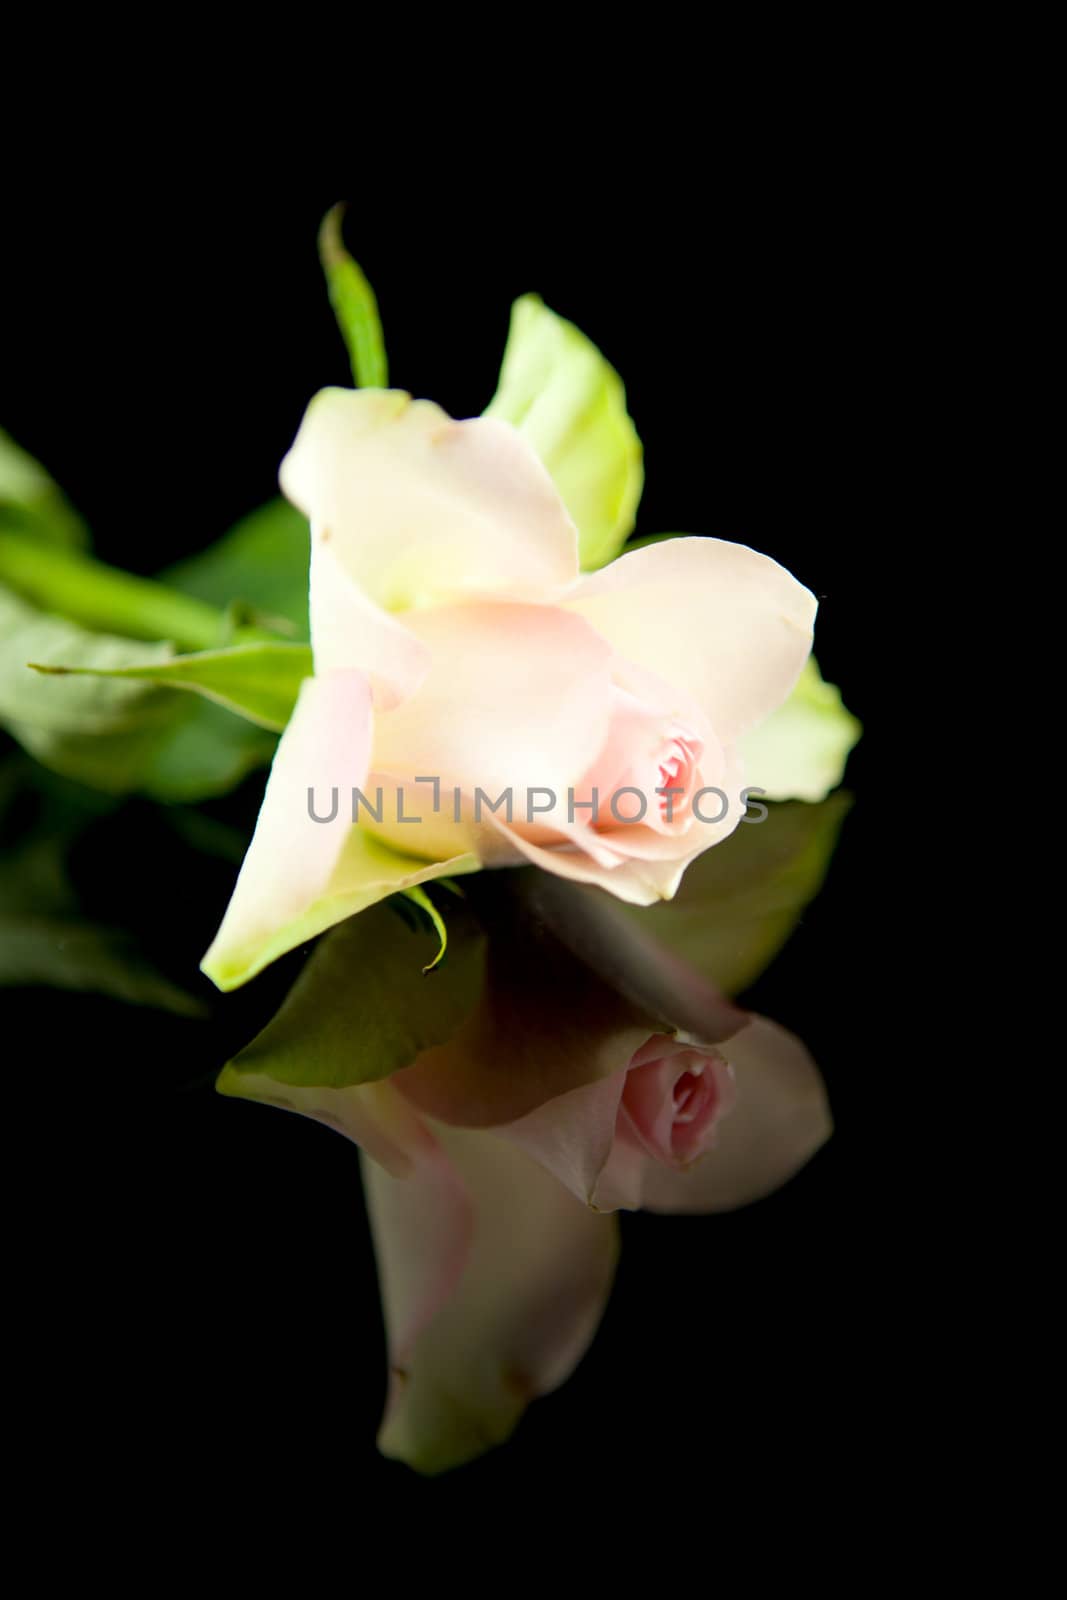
[0,531,258,651]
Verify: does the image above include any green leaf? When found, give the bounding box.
[0,914,207,1012]
[1,583,176,731]
[0,584,275,799]
[318,204,388,389]
[30,641,312,732]
[615,794,853,996]
[484,294,643,571]
[0,429,89,549]
[218,896,484,1093]
[0,758,205,1012]
[161,498,311,640]
[131,699,275,802]
[739,655,862,802]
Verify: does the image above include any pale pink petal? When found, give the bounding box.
[486,817,680,904]
[494,1042,736,1214]
[280,388,580,613]
[360,1143,473,1379]
[308,534,429,709]
[494,1073,628,1209]
[637,1015,832,1212]
[364,1122,619,1474]
[565,536,817,744]
[487,745,748,904]
[201,670,372,990]
[370,601,614,801]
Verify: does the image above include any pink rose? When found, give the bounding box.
[621,1036,735,1163]
[202,390,816,991]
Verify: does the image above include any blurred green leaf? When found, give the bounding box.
[218,897,484,1093]
[485,294,643,571]
[161,498,311,640]
[1,583,176,731]
[0,429,89,549]
[0,759,204,1011]
[318,204,388,389]
[0,584,275,799]
[31,640,312,732]
[0,914,206,1012]
[615,794,853,996]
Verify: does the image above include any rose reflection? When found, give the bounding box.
[218,792,852,1472]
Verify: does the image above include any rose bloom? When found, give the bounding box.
[202,389,816,990]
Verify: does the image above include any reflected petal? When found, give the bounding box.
[364,1122,619,1473]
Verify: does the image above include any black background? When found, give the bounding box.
[3,174,897,1522]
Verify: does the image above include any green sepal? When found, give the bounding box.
[485,294,643,571]
[318,204,388,389]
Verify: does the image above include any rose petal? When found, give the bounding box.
[564,536,817,745]
[360,1143,473,1377]
[200,668,481,991]
[637,1015,832,1212]
[280,388,580,613]
[364,1122,619,1474]
[200,669,373,990]
[370,601,615,802]
[488,745,748,904]
[308,533,429,710]
[494,1073,628,1209]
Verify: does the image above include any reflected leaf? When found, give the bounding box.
[615,793,853,995]
[218,895,485,1094]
